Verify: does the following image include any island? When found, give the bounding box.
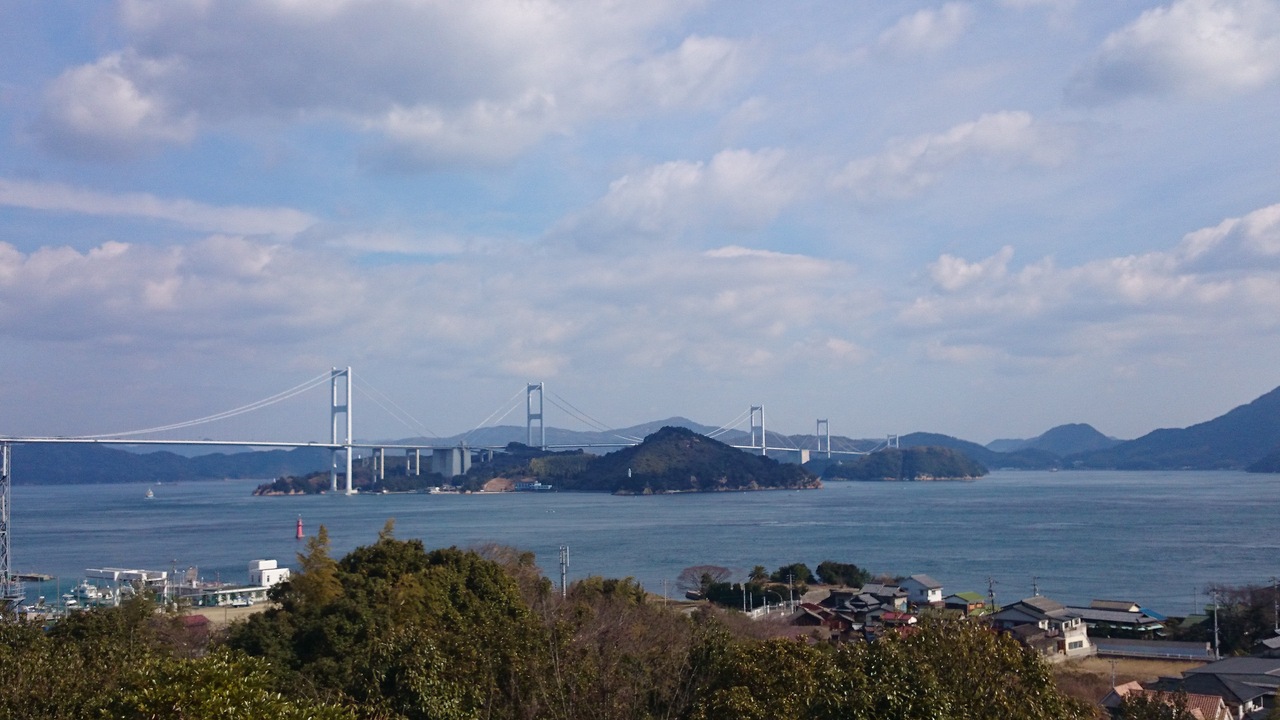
[813,446,988,481]
[252,426,821,495]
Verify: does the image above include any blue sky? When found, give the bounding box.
[2,0,1280,445]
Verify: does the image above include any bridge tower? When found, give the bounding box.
[527,383,545,450]
[817,419,831,458]
[750,406,766,456]
[1,442,21,607]
[330,367,354,495]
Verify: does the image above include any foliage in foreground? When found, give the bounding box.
[4,523,1093,720]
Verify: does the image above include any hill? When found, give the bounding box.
[987,424,1121,456]
[820,447,987,481]
[898,432,1059,470]
[1071,386,1280,470]
[10,443,330,484]
[387,416,717,450]
[553,426,820,493]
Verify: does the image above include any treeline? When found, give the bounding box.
[817,446,988,481]
[2,527,1094,720]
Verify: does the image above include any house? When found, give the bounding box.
[1100,681,1231,720]
[1065,604,1166,639]
[1144,674,1268,719]
[900,574,943,607]
[1256,635,1280,658]
[989,596,1094,661]
[1091,599,1143,612]
[1182,656,1280,717]
[944,591,987,615]
[858,583,908,612]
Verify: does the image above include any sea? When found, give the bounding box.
[10,470,1280,615]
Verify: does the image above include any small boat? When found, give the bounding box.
[145,488,154,499]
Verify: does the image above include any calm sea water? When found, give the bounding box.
[10,471,1280,614]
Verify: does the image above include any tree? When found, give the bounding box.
[287,524,342,607]
[816,560,871,587]
[1115,692,1197,720]
[769,563,813,585]
[678,565,733,593]
[688,618,1091,720]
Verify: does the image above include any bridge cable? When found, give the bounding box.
[350,371,441,439]
[67,371,333,440]
[545,391,643,444]
[460,387,527,446]
[706,408,752,439]
[543,397,642,445]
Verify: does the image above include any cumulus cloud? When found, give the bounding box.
[554,148,803,246]
[0,227,872,389]
[0,178,315,235]
[899,201,1280,363]
[36,0,747,165]
[37,52,196,160]
[877,3,974,56]
[833,111,1071,201]
[1068,0,1280,104]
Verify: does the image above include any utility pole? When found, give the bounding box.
[788,571,794,611]
[1273,576,1278,635]
[1212,587,1221,661]
[987,576,998,613]
[1032,576,1039,597]
[558,545,568,599]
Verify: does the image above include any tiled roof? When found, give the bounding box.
[906,574,942,589]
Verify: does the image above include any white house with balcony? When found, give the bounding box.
[900,574,943,607]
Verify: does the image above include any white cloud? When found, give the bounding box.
[898,201,1280,363]
[877,3,974,56]
[37,0,747,165]
[37,52,195,159]
[0,227,873,391]
[929,246,1015,291]
[554,148,803,245]
[0,178,315,236]
[833,111,1071,201]
[1068,0,1280,104]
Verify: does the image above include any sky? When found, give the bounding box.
[2,0,1280,446]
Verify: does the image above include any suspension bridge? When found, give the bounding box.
[0,366,898,605]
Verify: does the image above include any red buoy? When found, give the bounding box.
[296,515,304,540]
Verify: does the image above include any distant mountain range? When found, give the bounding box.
[9,385,1280,483]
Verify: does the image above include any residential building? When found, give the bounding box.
[900,574,943,607]
[989,595,1095,661]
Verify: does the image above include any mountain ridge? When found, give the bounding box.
[10,384,1280,482]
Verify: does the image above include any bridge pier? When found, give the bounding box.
[406,449,420,476]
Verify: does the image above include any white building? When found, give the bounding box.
[901,574,943,606]
[248,559,290,587]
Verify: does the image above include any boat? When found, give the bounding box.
[145,488,154,499]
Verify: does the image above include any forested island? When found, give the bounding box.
[812,446,987,481]
[254,426,821,495]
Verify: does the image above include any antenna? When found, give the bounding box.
[558,544,568,599]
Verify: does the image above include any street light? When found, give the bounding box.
[763,589,785,614]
